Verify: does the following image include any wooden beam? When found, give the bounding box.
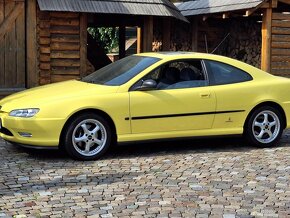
[137,27,142,53]
[245,8,257,17]
[272,0,278,7]
[278,0,290,4]
[80,13,87,77]
[0,2,24,43]
[162,18,171,51]
[0,0,4,88]
[0,0,3,23]
[119,25,126,58]
[142,16,153,52]
[191,17,198,52]
[261,8,272,72]
[260,2,270,8]
[26,0,38,88]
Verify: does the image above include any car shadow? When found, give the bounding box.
[14,134,290,161]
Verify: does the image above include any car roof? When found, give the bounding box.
[135,52,276,81]
[135,52,236,62]
[135,52,202,59]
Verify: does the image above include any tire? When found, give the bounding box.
[63,113,112,160]
[244,106,284,148]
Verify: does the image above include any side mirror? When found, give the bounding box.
[135,79,157,91]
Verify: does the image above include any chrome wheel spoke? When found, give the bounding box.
[74,135,87,143]
[269,121,276,128]
[94,139,102,146]
[81,124,90,135]
[263,113,269,123]
[257,130,265,139]
[254,121,263,128]
[84,142,92,153]
[91,125,100,134]
[266,129,273,138]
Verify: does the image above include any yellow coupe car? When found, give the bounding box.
[1,52,290,160]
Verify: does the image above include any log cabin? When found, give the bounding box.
[0,0,186,98]
[1,0,290,99]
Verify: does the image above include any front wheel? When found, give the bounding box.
[244,106,284,147]
[63,113,112,160]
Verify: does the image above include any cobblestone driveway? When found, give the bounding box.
[1,132,290,218]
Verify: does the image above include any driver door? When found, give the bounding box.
[129,59,216,134]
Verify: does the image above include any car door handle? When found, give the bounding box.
[200,93,211,98]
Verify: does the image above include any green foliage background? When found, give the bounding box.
[87,27,119,53]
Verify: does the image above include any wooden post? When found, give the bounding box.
[80,13,87,77]
[143,16,153,52]
[191,17,198,52]
[261,8,272,72]
[162,18,171,51]
[119,25,126,59]
[26,0,38,88]
[137,27,142,53]
[0,0,4,88]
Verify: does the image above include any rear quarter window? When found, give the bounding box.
[205,60,252,85]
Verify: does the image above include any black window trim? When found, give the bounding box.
[203,59,253,86]
[129,58,210,92]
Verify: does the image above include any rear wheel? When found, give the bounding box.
[63,113,112,160]
[245,106,284,147]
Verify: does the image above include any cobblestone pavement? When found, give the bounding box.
[1,131,290,218]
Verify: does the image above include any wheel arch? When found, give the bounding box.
[59,108,117,147]
[244,101,287,131]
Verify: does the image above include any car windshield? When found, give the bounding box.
[82,55,160,86]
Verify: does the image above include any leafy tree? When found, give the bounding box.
[87,27,119,53]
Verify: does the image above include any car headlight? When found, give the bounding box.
[9,109,40,118]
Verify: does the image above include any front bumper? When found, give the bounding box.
[0,111,64,147]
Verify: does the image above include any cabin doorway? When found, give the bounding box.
[85,14,143,73]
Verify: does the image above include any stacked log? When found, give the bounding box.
[197,18,227,54]
[170,20,192,51]
[152,19,192,51]
[227,19,261,68]
[153,17,261,69]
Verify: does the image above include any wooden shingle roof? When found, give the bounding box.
[176,0,265,16]
[37,0,188,22]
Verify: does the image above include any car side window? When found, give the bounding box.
[205,60,252,85]
[142,60,208,90]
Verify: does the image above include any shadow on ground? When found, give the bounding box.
[11,134,290,161]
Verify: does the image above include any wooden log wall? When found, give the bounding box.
[37,10,84,85]
[271,12,290,77]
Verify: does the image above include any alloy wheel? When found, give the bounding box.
[72,119,107,157]
[252,110,280,144]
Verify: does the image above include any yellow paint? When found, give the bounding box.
[0,52,290,147]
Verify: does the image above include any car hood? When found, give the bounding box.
[0,80,119,112]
